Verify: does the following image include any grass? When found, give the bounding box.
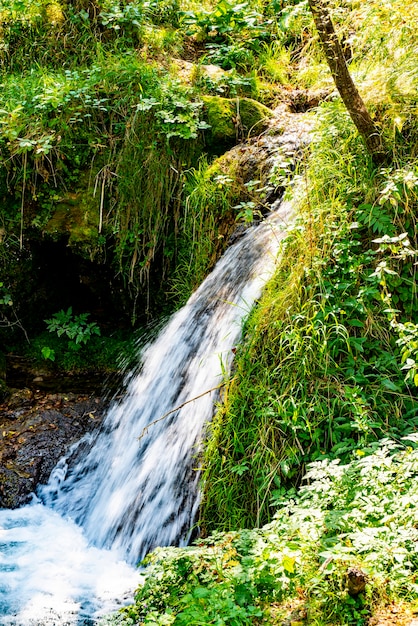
[200,99,418,532]
[169,156,242,303]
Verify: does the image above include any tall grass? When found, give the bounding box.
[112,110,202,316]
[169,157,242,304]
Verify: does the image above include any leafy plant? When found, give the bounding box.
[99,1,144,42]
[143,0,180,26]
[180,0,272,71]
[103,439,418,626]
[204,41,256,71]
[181,1,265,41]
[194,69,256,98]
[44,306,101,352]
[41,345,55,361]
[233,200,260,224]
[135,84,210,141]
[0,282,12,307]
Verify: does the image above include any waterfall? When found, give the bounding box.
[39,196,293,567]
[0,123,306,624]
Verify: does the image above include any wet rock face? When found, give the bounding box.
[0,390,106,508]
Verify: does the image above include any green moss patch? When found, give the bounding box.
[43,191,100,252]
[202,95,273,146]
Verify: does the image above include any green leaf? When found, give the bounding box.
[282,554,296,574]
[381,378,401,392]
[193,586,210,599]
[346,319,364,328]
[41,346,55,361]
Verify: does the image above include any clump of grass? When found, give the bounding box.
[168,157,241,304]
[256,41,293,84]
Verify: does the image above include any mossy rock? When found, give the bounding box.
[41,1,65,25]
[43,191,100,254]
[202,96,273,147]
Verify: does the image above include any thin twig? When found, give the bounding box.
[20,151,27,251]
[99,173,105,234]
[137,381,229,443]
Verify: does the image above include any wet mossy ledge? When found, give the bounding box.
[42,191,100,253]
[202,96,274,147]
[36,95,275,260]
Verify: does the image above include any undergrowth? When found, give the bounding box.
[104,438,418,626]
[0,56,211,315]
[0,0,297,327]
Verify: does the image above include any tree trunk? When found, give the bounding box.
[308,0,386,165]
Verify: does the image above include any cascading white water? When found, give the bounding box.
[0,125,305,624]
[39,196,293,565]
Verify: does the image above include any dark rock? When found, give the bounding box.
[0,390,106,508]
[287,88,334,112]
[346,566,368,596]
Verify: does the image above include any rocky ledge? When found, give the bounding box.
[0,389,107,508]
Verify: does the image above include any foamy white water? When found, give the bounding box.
[0,125,303,623]
[0,503,140,625]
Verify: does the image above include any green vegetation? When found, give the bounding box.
[104,439,418,625]
[40,306,101,361]
[28,327,135,371]
[0,0,295,361]
[201,102,418,531]
[3,0,418,623]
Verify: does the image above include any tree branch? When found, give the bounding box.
[137,381,229,442]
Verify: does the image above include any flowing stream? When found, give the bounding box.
[0,159,298,624]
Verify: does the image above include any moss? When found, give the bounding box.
[43,191,100,253]
[42,2,65,26]
[202,96,273,146]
